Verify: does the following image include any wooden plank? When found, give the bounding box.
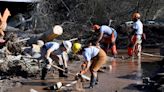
[141,52,164,58]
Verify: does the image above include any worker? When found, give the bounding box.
[73,42,107,88]
[128,12,143,56]
[92,24,117,57]
[41,40,72,80]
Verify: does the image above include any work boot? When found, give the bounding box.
[41,67,48,80]
[95,76,99,85]
[89,75,97,88]
[58,65,68,78]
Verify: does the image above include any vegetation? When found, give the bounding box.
[35,0,164,27]
[30,0,163,47]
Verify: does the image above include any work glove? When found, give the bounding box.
[65,68,68,74]
[46,57,52,64]
[80,70,87,74]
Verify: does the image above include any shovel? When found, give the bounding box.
[48,64,90,91]
[50,64,90,81]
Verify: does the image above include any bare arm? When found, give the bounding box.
[45,48,53,58]
[96,32,104,44]
[81,61,91,74]
[85,61,91,72]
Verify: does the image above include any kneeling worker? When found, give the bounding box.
[72,43,107,88]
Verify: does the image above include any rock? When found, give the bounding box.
[49,82,63,90]
[30,89,38,92]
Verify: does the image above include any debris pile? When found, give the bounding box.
[0,32,40,78]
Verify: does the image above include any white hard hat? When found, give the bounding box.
[62,41,72,53]
[37,40,44,47]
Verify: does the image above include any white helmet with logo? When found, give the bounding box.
[37,40,44,47]
[62,41,72,53]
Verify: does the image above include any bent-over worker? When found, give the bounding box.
[92,24,117,57]
[72,43,107,88]
[41,41,72,80]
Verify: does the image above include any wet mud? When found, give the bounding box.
[5,49,162,92]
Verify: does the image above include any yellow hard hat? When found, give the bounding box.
[72,43,82,54]
[132,12,141,19]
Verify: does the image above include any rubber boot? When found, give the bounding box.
[89,75,97,88]
[95,75,99,85]
[41,67,48,80]
[58,65,68,78]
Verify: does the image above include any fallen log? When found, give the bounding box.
[53,38,78,44]
[68,38,78,42]
[5,25,63,45]
[12,37,30,43]
[40,25,63,42]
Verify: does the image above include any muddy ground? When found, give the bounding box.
[0,48,162,92]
